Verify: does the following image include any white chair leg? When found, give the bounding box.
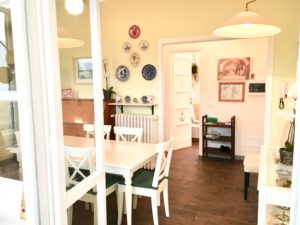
[132,194,138,209]
[93,202,97,225]
[157,193,160,206]
[67,206,73,225]
[163,186,169,217]
[117,189,124,225]
[151,195,159,225]
[85,202,90,210]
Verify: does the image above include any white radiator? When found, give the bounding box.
[115,114,158,144]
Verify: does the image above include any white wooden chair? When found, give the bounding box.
[114,126,143,143]
[83,124,112,140]
[103,125,112,140]
[83,124,95,138]
[114,126,144,208]
[65,145,120,225]
[117,136,175,225]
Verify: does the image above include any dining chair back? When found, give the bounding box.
[83,124,112,140]
[64,146,96,188]
[64,145,120,225]
[114,126,143,143]
[103,125,112,140]
[117,136,175,225]
[83,124,95,138]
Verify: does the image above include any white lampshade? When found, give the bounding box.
[57,27,84,49]
[213,11,281,38]
[65,0,84,15]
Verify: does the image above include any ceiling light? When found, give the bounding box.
[57,27,84,49]
[213,0,281,38]
[65,0,84,15]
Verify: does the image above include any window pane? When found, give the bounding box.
[0,101,21,180]
[0,5,16,91]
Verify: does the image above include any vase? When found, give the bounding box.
[279,147,293,165]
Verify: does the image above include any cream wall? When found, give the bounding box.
[198,38,268,156]
[59,0,300,147]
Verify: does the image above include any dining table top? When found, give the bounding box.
[64,135,158,171]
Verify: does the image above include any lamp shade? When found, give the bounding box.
[213,11,281,38]
[65,0,84,15]
[57,27,84,49]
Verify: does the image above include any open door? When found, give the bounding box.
[170,52,193,150]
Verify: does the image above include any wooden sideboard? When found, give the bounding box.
[62,99,115,139]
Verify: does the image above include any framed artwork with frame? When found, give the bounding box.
[74,57,93,84]
[218,82,245,102]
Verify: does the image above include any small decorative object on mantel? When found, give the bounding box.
[124,95,131,103]
[61,88,73,99]
[128,25,140,39]
[102,58,116,100]
[279,82,297,165]
[133,97,139,103]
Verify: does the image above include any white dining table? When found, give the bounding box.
[64,136,158,225]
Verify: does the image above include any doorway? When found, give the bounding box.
[158,36,273,156]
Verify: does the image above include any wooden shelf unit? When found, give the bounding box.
[202,115,235,161]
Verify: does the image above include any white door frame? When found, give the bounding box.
[158,36,273,149]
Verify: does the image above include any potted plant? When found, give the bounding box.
[102,58,116,100]
[279,83,297,165]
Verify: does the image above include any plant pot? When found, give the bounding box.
[279,147,293,165]
[103,91,112,100]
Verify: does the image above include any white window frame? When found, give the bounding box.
[0,0,106,224]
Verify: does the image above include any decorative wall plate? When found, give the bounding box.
[129,51,140,67]
[142,64,156,80]
[129,25,140,39]
[139,40,149,51]
[122,42,132,52]
[116,65,129,81]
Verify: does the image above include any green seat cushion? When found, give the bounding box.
[106,173,122,188]
[66,170,122,195]
[120,169,166,190]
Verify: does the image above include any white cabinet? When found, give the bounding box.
[258,145,292,225]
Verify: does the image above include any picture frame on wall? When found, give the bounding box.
[217,57,250,80]
[218,82,245,102]
[74,57,93,84]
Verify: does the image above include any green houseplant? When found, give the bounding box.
[280,83,296,165]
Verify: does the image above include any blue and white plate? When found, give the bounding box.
[116,65,129,81]
[142,64,156,80]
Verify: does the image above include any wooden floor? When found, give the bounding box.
[72,142,258,225]
[0,142,258,225]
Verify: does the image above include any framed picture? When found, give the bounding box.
[218,82,245,102]
[217,57,250,80]
[74,57,93,84]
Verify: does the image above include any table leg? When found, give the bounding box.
[124,174,133,225]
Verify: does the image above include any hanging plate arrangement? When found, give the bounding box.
[116,65,129,81]
[142,64,156,80]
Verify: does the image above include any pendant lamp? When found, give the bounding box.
[213,0,281,38]
[65,0,84,15]
[57,27,84,49]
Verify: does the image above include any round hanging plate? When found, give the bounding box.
[128,25,140,39]
[115,65,129,81]
[142,64,156,80]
